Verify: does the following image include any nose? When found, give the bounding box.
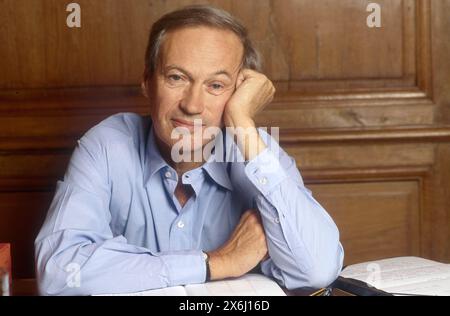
[180,83,205,115]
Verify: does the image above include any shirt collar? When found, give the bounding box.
[144,126,169,184]
[144,124,233,191]
[202,131,234,191]
[203,160,233,192]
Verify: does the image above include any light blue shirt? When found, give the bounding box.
[35,113,344,296]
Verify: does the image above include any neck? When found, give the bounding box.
[155,135,206,177]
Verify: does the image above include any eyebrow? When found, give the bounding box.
[164,65,233,80]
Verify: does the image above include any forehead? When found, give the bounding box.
[159,26,244,75]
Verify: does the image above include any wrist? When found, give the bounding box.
[224,111,254,129]
[207,251,234,280]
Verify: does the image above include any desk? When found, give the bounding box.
[12,278,320,296]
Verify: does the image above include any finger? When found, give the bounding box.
[232,209,254,233]
[235,72,245,89]
[247,208,262,222]
[233,209,257,233]
[241,208,257,220]
[236,69,261,87]
[239,69,260,79]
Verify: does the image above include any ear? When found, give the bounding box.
[141,81,149,98]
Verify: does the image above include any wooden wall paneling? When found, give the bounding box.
[0,0,151,88]
[285,143,435,170]
[0,152,70,181]
[308,181,421,265]
[0,191,54,278]
[0,150,69,278]
[281,128,450,263]
[429,144,450,260]
[431,0,450,124]
[0,0,439,129]
[1,0,450,280]
[270,0,411,82]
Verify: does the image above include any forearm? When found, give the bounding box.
[225,117,267,162]
[206,209,268,281]
[35,232,206,296]
[255,183,344,288]
[237,132,343,288]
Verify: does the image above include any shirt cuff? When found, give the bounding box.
[158,250,206,286]
[244,148,288,196]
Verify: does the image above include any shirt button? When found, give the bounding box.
[274,217,280,224]
[177,220,185,229]
[259,177,268,185]
[165,171,172,179]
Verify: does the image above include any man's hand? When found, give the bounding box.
[222,69,275,161]
[207,209,269,280]
[223,69,275,129]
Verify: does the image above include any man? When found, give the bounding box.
[35,5,344,296]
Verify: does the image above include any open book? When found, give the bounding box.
[340,256,450,296]
[97,273,286,296]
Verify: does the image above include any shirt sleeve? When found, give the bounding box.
[34,127,206,296]
[242,129,344,290]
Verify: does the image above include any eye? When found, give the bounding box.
[168,74,182,81]
[166,74,187,87]
[210,83,224,90]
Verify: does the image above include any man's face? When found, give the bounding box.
[146,26,244,155]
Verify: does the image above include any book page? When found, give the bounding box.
[382,277,450,296]
[95,285,187,296]
[184,273,286,296]
[340,256,442,277]
[340,256,450,295]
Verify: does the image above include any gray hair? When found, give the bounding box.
[143,5,262,81]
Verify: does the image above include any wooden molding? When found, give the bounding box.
[280,126,450,144]
[1,126,450,152]
[0,177,56,193]
[302,165,431,183]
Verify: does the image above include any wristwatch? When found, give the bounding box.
[202,251,211,282]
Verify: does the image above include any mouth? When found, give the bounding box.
[171,118,205,131]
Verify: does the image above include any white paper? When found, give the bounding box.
[94,273,286,296]
[185,273,286,296]
[340,256,450,296]
[96,285,187,296]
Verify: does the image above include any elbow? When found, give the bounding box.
[35,263,65,296]
[284,243,344,290]
[35,242,61,296]
[302,223,344,289]
[301,262,342,290]
[283,265,341,290]
[36,254,83,296]
[285,263,343,291]
[308,243,344,289]
[35,240,82,296]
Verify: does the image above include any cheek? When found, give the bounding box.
[207,94,231,123]
[153,86,184,119]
